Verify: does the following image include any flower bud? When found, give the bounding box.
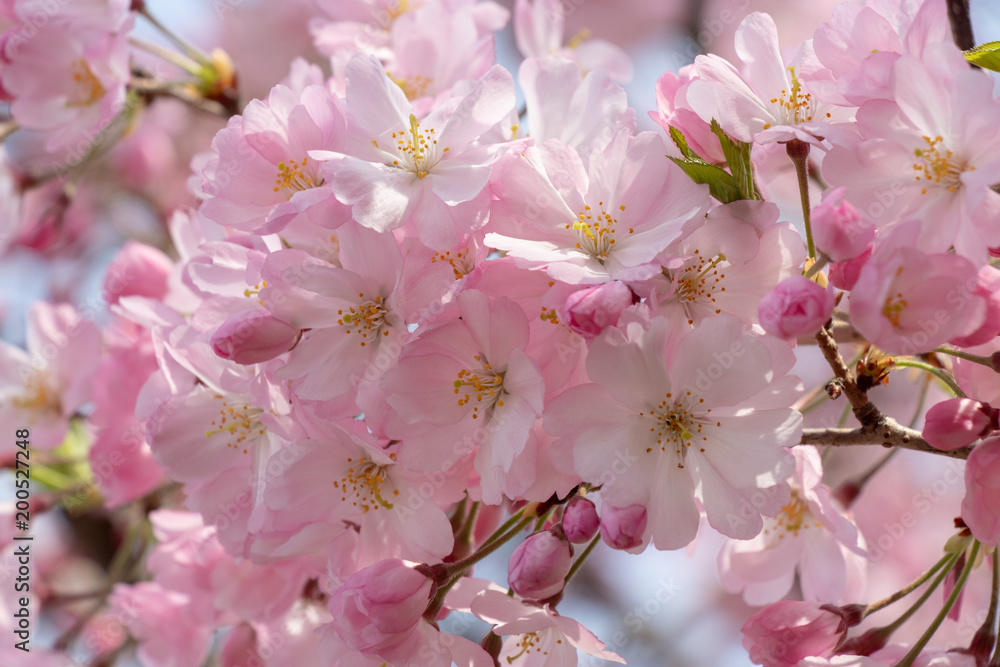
[811,187,873,261]
[507,530,573,600]
[102,241,173,306]
[949,266,1000,348]
[828,244,872,291]
[328,559,433,654]
[600,503,647,551]
[923,398,996,451]
[758,276,834,340]
[562,282,635,338]
[741,601,847,667]
[962,435,1000,546]
[562,496,600,544]
[211,308,299,364]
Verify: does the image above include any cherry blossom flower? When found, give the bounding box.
[382,289,545,504]
[196,83,350,234]
[107,582,213,667]
[253,418,463,572]
[813,0,949,104]
[923,398,996,452]
[849,223,985,355]
[0,1,133,152]
[758,276,834,341]
[962,435,1000,546]
[646,200,805,329]
[823,43,1000,260]
[480,587,625,665]
[686,12,851,146]
[718,447,867,605]
[486,130,710,285]
[513,0,632,82]
[0,302,101,450]
[545,312,801,550]
[517,55,634,164]
[313,55,516,250]
[741,600,847,667]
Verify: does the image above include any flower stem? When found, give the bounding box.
[894,541,980,667]
[934,346,998,371]
[139,7,213,66]
[128,37,204,76]
[863,552,955,618]
[804,253,830,279]
[442,515,535,580]
[787,139,815,258]
[892,359,966,398]
[564,534,601,586]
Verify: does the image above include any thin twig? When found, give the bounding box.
[800,427,971,460]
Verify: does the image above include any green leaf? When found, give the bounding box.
[668,125,695,159]
[965,41,1000,72]
[667,156,744,204]
[709,119,760,200]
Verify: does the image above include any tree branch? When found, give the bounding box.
[797,321,865,346]
[800,426,971,460]
[802,322,975,460]
[946,0,975,51]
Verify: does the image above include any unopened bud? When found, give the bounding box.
[562,496,600,544]
[508,530,573,600]
[211,308,299,364]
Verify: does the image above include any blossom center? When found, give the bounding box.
[453,355,505,419]
[641,393,712,469]
[765,67,816,129]
[272,157,324,200]
[882,291,908,328]
[762,489,820,543]
[389,73,433,100]
[912,135,966,194]
[508,631,560,663]
[665,251,728,324]
[566,202,630,261]
[431,247,475,280]
[67,59,105,108]
[377,113,448,179]
[337,294,390,348]
[334,456,398,513]
[204,396,265,454]
[13,370,60,415]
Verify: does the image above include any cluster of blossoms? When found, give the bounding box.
[0,0,999,665]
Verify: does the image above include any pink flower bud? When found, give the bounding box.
[562,281,635,338]
[102,241,173,306]
[211,308,299,365]
[962,436,1000,546]
[923,398,995,451]
[828,244,872,291]
[758,276,834,340]
[741,601,847,667]
[949,266,1000,348]
[562,496,600,544]
[600,503,647,551]
[328,559,433,654]
[811,187,873,261]
[507,530,573,600]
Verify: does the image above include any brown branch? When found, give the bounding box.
[797,321,865,346]
[800,426,971,460]
[814,323,880,426]
[801,322,975,461]
[946,0,975,51]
